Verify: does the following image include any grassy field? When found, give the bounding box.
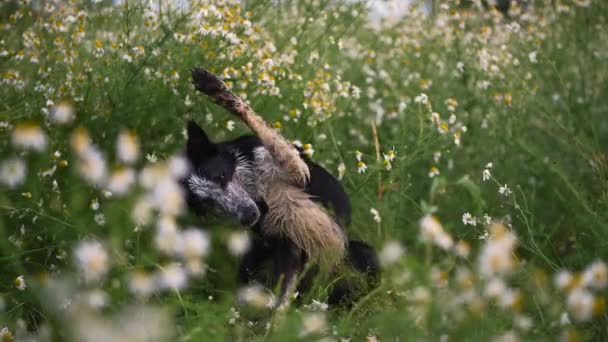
[1,0,608,340]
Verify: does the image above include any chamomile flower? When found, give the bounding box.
[370,208,381,223]
[77,146,107,186]
[157,263,188,291]
[12,122,47,151]
[236,284,276,309]
[567,288,594,322]
[462,212,477,226]
[300,313,327,337]
[420,215,454,251]
[428,166,440,178]
[227,231,251,256]
[128,270,156,298]
[554,270,574,291]
[14,275,26,291]
[225,120,235,131]
[180,227,211,260]
[307,299,329,311]
[482,168,492,182]
[0,158,26,188]
[74,240,110,283]
[303,143,314,157]
[106,167,136,196]
[499,184,512,196]
[0,328,13,341]
[379,240,405,267]
[117,130,140,164]
[582,260,608,290]
[357,161,368,174]
[355,150,363,161]
[337,162,345,180]
[50,102,75,124]
[477,224,517,276]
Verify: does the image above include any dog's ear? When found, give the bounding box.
[187,120,216,163]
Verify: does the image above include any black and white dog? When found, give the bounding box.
[183,68,379,308]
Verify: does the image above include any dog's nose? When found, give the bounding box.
[239,208,260,227]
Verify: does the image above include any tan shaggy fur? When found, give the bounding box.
[192,67,346,267]
[254,147,346,268]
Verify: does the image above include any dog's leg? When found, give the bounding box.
[273,238,304,310]
[238,236,272,284]
[191,67,309,186]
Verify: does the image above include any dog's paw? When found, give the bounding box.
[191,67,226,96]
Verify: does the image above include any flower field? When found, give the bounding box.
[1,0,607,340]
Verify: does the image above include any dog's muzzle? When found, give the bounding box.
[237,205,261,227]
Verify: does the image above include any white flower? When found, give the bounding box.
[355,150,363,161]
[146,153,158,163]
[74,240,109,283]
[420,215,453,251]
[0,158,26,188]
[77,146,107,186]
[303,143,314,157]
[0,328,13,341]
[567,288,594,322]
[15,275,26,290]
[168,155,190,179]
[462,212,477,226]
[300,313,327,337]
[582,260,608,290]
[428,166,440,178]
[482,168,491,181]
[184,95,193,107]
[484,277,507,299]
[227,231,251,256]
[237,284,276,309]
[337,163,345,180]
[499,184,512,196]
[357,161,367,174]
[157,263,188,291]
[306,299,329,311]
[94,213,106,226]
[117,130,140,164]
[370,208,381,223]
[90,198,99,210]
[554,270,574,290]
[225,120,235,131]
[414,93,429,105]
[50,102,75,124]
[129,270,156,298]
[477,224,517,276]
[106,168,136,196]
[152,179,185,216]
[12,123,47,151]
[180,227,211,260]
[528,51,538,64]
[155,215,180,255]
[84,289,109,309]
[379,240,405,267]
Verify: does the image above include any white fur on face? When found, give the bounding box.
[188,172,259,224]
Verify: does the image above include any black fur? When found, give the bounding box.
[183,120,379,307]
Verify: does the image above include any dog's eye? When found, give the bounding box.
[213,174,226,186]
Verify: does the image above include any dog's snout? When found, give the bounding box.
[239,207,260,227]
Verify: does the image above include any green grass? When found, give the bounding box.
[1,0,608,340]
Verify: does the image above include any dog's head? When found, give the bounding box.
[184,120,261,227]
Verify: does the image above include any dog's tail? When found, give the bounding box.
[191,67,309,186]
[328,239,380,306]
